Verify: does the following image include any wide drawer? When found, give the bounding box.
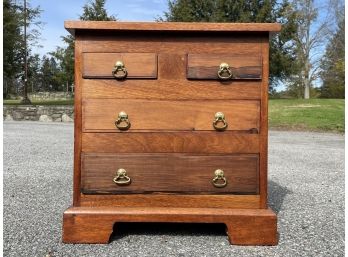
[82,99,260,132]
[82,52,158,79]
[82,132,259,153]
[81,153,259,194]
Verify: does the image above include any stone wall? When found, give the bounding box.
[28,91,73,100]
[3,105,74,122]
[6,91,73,100]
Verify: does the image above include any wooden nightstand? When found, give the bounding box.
[62,21,281,245]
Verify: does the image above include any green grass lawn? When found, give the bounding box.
[269,99,345,133]
[3,99,74,106]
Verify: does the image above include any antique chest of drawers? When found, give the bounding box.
[63,21,281,245]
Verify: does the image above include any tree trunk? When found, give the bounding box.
[20,0,31,105]
[303,0,312,100]
[304,61,310,99]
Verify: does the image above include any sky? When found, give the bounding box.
[29,0,168,56]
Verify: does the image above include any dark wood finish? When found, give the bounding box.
[81,153,259,194]
[63,207,278,245]
[82,132,260,153]
[63,21,279,245]
[82,52,157,79]
[82,99,260,132]
[187,54,262,79]
[65,21,281,34]
[79,194,261,209]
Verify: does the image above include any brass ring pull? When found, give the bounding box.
[213,112,228,131]
[115,111,131,130]
[217,62,233,80]
[212,169,227,188]
[112,61,128,79]
[113,168,131,185]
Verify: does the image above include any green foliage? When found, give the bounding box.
[161,0,297,88]
[269,99,344,132]
[48,0,116,94]
[27,53,41,92]
[80,0,116,21]
[3,0,42,97]
[3,0,22,89]
[49,35,75,91]
[320,18,345,98]
[37,56,60,91]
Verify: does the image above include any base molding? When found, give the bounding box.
[62,206,278,245]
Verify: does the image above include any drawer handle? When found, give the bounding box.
[217,62,233,80]
[213,112,228,131]
[212,169,227,188]
[113,168,131,185]
[115,111,131,130]
[112,61,128,79]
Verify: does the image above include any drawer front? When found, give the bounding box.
[81,53,262,101]
[81,153,259,194]
[82,133,259,153]
[187,54,262,80]
[82,52,157,79]
[82,99,260,132]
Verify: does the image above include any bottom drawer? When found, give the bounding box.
[81,153,259,194]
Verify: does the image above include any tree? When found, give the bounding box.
[49,0,116,93]
[4,0,23,97]
[320,18,344,98]
[49,35,75,92]
[161,0,298,89]
[27,53,41,93]
[39,56,53,91]
[289,0,338,99]
[3,0,42,98]
[80,0,116,21]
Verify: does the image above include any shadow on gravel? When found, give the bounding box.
[268,180,293,214]
[110,223,226,241]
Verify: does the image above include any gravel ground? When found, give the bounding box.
[3,122,344,257]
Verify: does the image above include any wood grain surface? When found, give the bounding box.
[65,21,281,34]
[77,35,262,56]
[82,99,260,132]
[81,53,261,100]
[82,132,260,153]
[187,54,262,79]
[82,52,157,79]
[259,36,270,208]
[82,79,261,100]
[81,153,259,194]
[63,206,278,245]
[79,194,261,208]
[73,36,82,206]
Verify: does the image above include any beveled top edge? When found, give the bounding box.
[64,21,281,35]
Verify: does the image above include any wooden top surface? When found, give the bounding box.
[65,21,281,35]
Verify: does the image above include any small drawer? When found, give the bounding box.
[187,54,262,80]
[82,52,157,79]
[82,99,260,132]
[81,153,259,194]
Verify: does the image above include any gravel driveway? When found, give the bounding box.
[3,122,344,257]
